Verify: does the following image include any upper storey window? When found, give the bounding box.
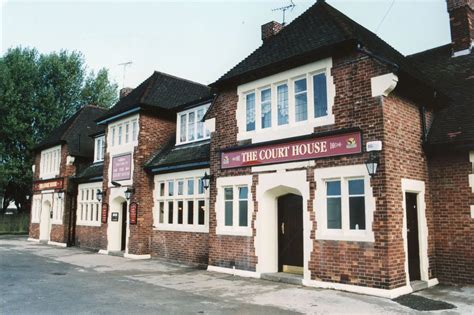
[94,136,105,162]
[238,58,335,144]
[108,116,138,149]
[176,103,211,145]
[40,145,61,179]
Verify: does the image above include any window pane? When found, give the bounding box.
[160,183,165,197]
[198,200,205,225]
[188,112,195,141]
[177,201,183,224]
[239,186,248,199]
[118,126,122,145]
[349,179,364,195]
[313,73,328,118]
[178,181,184,195]
[197,108,205,139]
[180,114,187,142]
[198,179,204,195]
[295,78,307,93]
[132,120,138,141]
[168,201,174,224]
[225,201,233,226]
[350,196,366,230]
[125,123,129,143]
[224,187,233,200]
[239,200,248,227]
[295,92,308,122]
[327,198,341,229]
[111,127,115,146]
[187,179,194,195]
[187,201,194,225]
[159,202,164,223]
[246,93,256,131]
[277,84,288,125]
[168,181,174,196]
[327,181,341,196]
[261,89,272,129]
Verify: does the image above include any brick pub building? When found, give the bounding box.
[29,0,473,298]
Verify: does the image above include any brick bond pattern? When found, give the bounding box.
[430,153,474,284]
[206,52,443,289]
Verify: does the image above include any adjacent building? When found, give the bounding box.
[29,0,473,298]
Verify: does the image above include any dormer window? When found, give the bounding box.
[176,103,211,145]
[40,145,61,179]
[94,136,105,162]
[108,116,139,148]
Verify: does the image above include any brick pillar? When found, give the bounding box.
[446,0,474,53]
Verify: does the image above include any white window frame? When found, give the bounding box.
[31,195,42,223]
[76,182,102,227]
[40,145,61,179]
[176,103,211,145]
[216,175,253,236]
[94,136,105,162]
[236,58,335,144]
[51,192,64,224]
[153,169,209,233]
[108,116,139,149]
[315,164,375,242]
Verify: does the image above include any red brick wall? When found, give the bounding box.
[430,152,474,284]
[151,231,209,265]
[75,225,105,250]
[29,223,39,239]
[127,113,176,256]
[447,0,474,52]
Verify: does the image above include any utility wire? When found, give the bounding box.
[376,0,396,34]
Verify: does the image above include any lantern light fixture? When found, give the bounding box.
[201,172,213,190]
[124,187,135,200]
[365,152,380,177]
[96,189,103,202]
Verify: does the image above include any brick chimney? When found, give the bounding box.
[119,87,133,99]
[261,21,283,42]
[446,0,473,55]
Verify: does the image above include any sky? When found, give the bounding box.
[1,0,451,89]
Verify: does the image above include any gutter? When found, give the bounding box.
[356,43,399,72]
[96,107,141,125]
[148,161,209,175]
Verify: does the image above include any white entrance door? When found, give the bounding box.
[39,201,51,241]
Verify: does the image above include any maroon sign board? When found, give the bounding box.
[221,131,362,169]
[33,178,64,192]
[129,202,138,225]
[112,154,132,181]
[101,203,109,224]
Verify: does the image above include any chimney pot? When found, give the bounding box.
[446,0,474,54]
[120,87,133,99]
[261,21,283,42]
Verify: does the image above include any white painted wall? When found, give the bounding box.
[107,188,128,252]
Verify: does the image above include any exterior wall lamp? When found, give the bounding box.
[124,187,135,200]
[96,189,104,202]
[57,190,65,199]
[201,172,213,190]
[365,151,380,177]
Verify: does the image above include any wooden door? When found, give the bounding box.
[406,192,421,281]
[121,202,127,251]
[278,194,303,273]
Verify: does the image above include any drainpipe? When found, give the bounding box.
[420,106,428,144]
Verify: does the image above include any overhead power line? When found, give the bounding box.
[376,0,396,34]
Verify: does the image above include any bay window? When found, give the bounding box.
[176,103,211,145]
[154,169,209,232]
[315,164,375,242]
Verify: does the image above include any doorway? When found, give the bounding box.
[278,194,303,274]
[39,201,51,241]
[405,192,421,281]
[120,201,127,251]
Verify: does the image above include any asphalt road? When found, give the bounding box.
[1,236,473,315]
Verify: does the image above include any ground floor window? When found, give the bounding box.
[77,182,102,226]
[153,169,209,233]
[315,164,374,242]
[216,175,253,236]
[51,193,64,224]
[31,195,42,223]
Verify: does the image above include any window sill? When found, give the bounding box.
[316,230,375,243]
[76,222,102,227]
[51,220,63,225]
[39,174,60,180]
[153,224,209,233]
[216,226,253,237]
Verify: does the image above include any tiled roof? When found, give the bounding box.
[33,105,107,157]
[97,71,211,123]
[408,45,474,148]
[74,162,103,183]
[213,0,428,88]
[145,139,210,174]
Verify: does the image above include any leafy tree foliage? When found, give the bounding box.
[0,47,118,213]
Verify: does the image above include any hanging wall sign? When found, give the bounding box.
[221,130,362,169]
[129,202,138,225]
[33,178,64,192]
[111,153,132,181]
[101,203,109,224]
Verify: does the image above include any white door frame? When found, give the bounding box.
[39,200,52,241]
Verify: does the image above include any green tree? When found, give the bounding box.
[0,47,118,213]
